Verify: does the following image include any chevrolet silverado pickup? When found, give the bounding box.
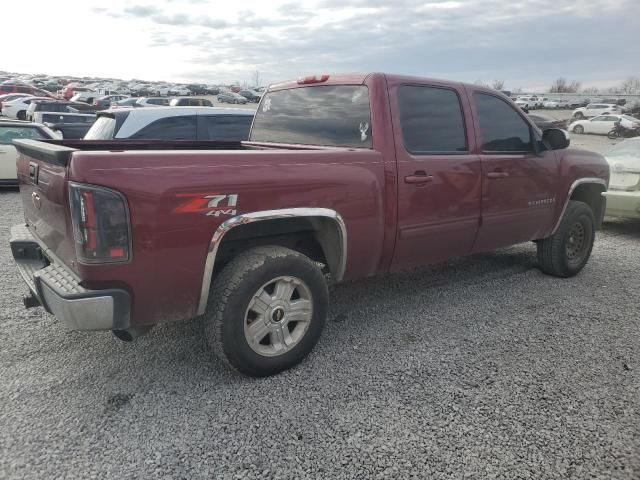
[10,73,609,377]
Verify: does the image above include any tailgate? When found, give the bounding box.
[13,139,78,270]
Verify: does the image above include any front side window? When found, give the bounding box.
[132,115,197,140]
[201,115,252,141]
[251,85,372,148]
[397,85,467,154]
[0,127,46,144]
[473,93,532,152]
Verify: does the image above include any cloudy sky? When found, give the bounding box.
[3,0,637,90]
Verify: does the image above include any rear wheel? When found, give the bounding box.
[573,125,584,134]
[607,129,619,139]
[16,110,26,120]
[205,246,329,377]
[574,112,584,120]
[537,200,595,277]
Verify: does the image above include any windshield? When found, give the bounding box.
[84,116,116,139]
[250,85,372,148]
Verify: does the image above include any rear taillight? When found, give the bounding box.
[69,183,131,263]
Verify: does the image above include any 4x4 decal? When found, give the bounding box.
[174,194,238,216]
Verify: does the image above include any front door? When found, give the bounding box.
[389,81,482,271]
[468,90,559,252]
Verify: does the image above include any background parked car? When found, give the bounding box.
[0,84,53,98]
[42,113,97,139]
[70,91,98,104]
[84,107,255,141]
[25,100,72,121]
[0,93,34,109]
[238,90,262,103]
[217,91,248,104]
[136,97,171,107]
[94,95,129,108]
[572,103,622,119]
[569,114,640,135]
[527,113,568,130]
[1,96,50,120]
[169,97,213,107]
[602,137,640,219]
[62,86,93,100]
[186,84,208,95]
[0,121,58,185]
[111,98,140,109]
[169,86,191,96]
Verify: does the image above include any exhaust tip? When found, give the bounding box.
[112,325,153,342]
[23,293,41,309]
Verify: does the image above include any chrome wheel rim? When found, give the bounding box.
[566,222,586,260]
[244,276,313,357]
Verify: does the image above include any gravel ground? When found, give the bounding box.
[1,184,639,479]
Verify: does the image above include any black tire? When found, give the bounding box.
[607,129,619,140]
[537,200,595,278]
[574,112,584,120]
[573,125,584,134]
[205,246,329,377]
[16,110,26,120]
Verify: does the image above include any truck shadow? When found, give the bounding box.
[602,217,640,237]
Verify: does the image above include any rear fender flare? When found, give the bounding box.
[197,208,347,316]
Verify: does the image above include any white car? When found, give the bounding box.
[70,91,98,104]
[572,103,621,119]
[0,121,58,185]
[135,97,171,107]
[1,96,50,120]
[568,114,640,135]
[516,96,541,109]
[601,138,640,219]
[169,86,191,96]
[84,106,255,141]
[543,99,562,108]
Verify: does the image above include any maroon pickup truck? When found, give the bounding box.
[10,73,609,377]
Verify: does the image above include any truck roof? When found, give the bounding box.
[267,72,473,92]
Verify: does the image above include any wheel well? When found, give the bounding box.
[213,216,345,279]
[570,183,606,228]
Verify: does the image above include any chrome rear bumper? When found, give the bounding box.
[9,224,131,331]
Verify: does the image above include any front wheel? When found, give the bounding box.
[573,125,584,134]
[574,112,584,120]
[537,200,595,278]
[16,110,26,120]
[205,246,329,377]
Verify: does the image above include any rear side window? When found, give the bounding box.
[250,85,372,148]
[473,93,532,152]
[199,115,252,141]
[131,115,197,140]
[84,116,117,139]
[397,85,467,153]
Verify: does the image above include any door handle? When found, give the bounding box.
[404,174,434,184]
[486,171,509,179]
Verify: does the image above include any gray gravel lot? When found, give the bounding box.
[1,177,639,477]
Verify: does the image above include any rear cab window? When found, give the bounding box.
[198,115,252,141]
[250,85,372,148]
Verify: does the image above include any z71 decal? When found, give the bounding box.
[174,193,238,217]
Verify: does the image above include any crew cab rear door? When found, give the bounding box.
[388,79,482,271]
[467,89,559,252]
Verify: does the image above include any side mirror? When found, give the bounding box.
[542,128,570,150]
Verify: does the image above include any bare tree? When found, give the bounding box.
[511,87,522,94]
[620,76,640,94]
[492,79,505,90]
[474,79,489,87]
[252,70,261,88]
[582,86,600,95]
[549,77,581,93]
